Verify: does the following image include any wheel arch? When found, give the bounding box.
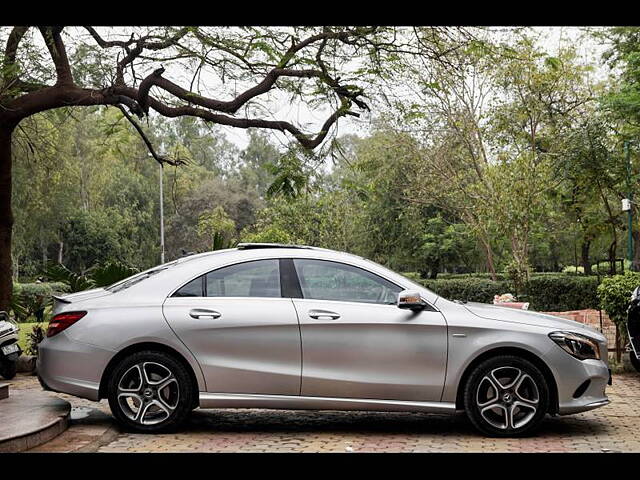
[98,341,200,407]
[454,346,559,414]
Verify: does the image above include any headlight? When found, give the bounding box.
[549,331,601,360]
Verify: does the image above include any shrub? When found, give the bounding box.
[400,272,422,283]
[418,273,599,311]
[598,271,640,337]
[26,323,46,356]
[523,274,599,311]
[11,282,69,322]
[421,277,510,303]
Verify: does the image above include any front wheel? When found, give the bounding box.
[464,355,549,437]
[107,350,194,433]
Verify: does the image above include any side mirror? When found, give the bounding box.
[397,290,427,311]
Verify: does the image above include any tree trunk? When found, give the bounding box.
[609,238,617,275]
[0,126,14,312]
[581,240,592,275]
[633,230,640,272]
[429,258,440,280]
[58,241,64,264]
[479,236,497,281]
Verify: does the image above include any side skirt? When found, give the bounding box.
[198,392,456,414]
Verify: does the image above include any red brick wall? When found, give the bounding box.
[542,309,617,350]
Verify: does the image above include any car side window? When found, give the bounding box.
[205,259,281,298]
[172,276,203,297]
[172,260,282,298]
[293,259,402,305]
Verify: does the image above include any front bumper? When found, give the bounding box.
[555,356,611,415]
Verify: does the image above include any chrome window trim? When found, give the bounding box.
[165,252,439,312]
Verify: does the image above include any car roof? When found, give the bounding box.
[112,244,439,304]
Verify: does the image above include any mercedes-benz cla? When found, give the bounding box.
[37,243,611,436]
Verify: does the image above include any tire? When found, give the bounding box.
[630,350,640,373]
[107,350,194,433]
[0,361,17,380]
[464,355,549,437]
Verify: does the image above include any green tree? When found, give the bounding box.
[1,25,456,310]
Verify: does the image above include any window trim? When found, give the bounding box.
[290,258,404,306]
[279,258,303,298]
[167,255,437,311]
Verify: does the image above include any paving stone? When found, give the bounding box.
[4,372,640,452]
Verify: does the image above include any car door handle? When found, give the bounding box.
[308,309,341,320]
[189,308,221,319]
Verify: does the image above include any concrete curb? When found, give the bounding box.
[0,391,71,453]
[0,413,69,453]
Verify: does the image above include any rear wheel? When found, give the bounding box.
[464,355,549,437]
[107,350,193,433]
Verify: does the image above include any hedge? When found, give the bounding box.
[421,277,509,304]
[523,274,599,311]
[418,274,600,312]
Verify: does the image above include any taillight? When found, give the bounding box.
[47,311,87,338]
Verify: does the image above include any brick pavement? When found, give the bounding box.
[6,372,638,453]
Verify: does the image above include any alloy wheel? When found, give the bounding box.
[116,361,180,425]
[475,366,540,431]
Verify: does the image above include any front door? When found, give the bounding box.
[162,259,301,395]
[291,258,447,402]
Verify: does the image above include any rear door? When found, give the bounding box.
[291,258,447,402]
[162,259,301,395]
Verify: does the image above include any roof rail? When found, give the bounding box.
[236,243,317,250]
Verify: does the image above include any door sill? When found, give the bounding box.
[198,392,456,414]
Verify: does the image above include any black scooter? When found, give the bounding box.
[0,311,21,380]
[627,287,640,372]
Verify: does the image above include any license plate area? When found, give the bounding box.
[1,343,19,355]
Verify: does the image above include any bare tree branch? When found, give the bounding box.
[38,26,74,86]
[115,104,184,166]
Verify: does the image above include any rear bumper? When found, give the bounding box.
[37,332,114,402]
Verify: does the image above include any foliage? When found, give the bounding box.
[17,322,38,352]
[11,281,69,322]
[524,274,600,312]
[241,225,295,244]
[89,261,140,288]
[45,261,139,293]
[45,263,95,293]
[6,27,640,314]
[26,323,46,356]
[420,273,600,311]
[421,277,510,304]
[598,272,640,334]
[197,206,236,251]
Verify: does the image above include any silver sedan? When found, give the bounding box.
[37,244,611,436]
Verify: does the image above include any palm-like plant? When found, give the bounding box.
[46,261,140,292]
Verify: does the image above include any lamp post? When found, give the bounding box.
[159,162,165,264]
[624,140,634,267]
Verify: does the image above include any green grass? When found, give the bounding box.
[16,322,40,353]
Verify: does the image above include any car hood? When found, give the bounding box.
[462,302,599,334]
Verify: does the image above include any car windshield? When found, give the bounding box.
[106,262,177,293]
